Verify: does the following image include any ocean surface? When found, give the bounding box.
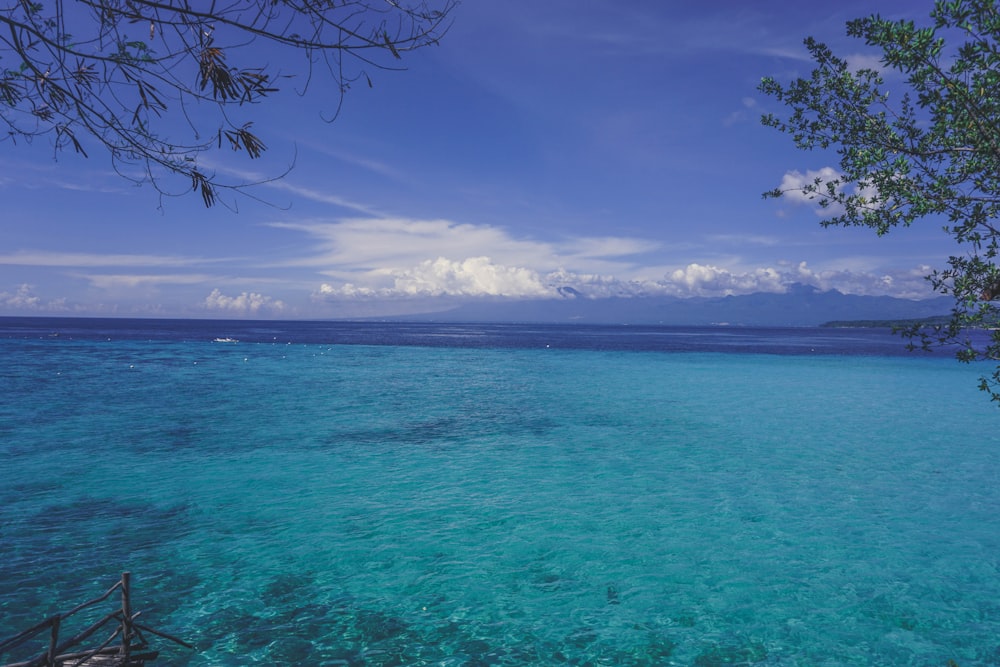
[2,317,999,666]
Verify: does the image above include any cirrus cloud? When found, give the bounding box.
[271,217,659,277]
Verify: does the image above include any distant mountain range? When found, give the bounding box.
[394,284,952,327]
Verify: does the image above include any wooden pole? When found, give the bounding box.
[119,572,132,659]
[45,617,59,667]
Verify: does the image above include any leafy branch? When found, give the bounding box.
[0,0,458,206]
[760,0,1000,402]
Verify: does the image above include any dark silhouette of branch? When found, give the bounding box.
[0,0,458,206]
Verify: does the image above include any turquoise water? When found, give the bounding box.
[2,321,1000,665]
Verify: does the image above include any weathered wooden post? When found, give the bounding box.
[120,572,133,660]
[0,571,192,667]
[45,617,59,667]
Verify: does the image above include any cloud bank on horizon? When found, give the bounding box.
[0,0,948,319]
[300,217,933,300]
[0,214,936,318]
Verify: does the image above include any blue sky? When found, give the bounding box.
[0,0,946,319]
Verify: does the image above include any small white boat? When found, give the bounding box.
[213,337,239,343]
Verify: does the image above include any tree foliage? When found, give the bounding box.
[0,0,457,206]
[760,0,1000,402]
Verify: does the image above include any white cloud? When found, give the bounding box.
[314,259,937,302]
[561,236,658,258]
[671,261,932,299]
[787,261,933,299]
[706,233,781,247]
[0,251,212,268]
[265,181,382,216]
[1,284,41,309]
[392,257,551,297]
[668,263,785,296]
[275,218,549,269]
[723,96,760,127]
[776,166,887,217]
[308,146,406,182]
[283,215,940,302]
[204,161,384,216]
[204,289,285,315]
[845,53,884,73]
[757,45,817,63]
[319,257,553,298]
[78,273,214,289]
[0,284,69,312]
[273,217,657,279]
[540,264,787,299]
[777,167,844,212]
[316,283,376,298]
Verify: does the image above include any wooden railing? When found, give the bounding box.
[0,573,192,667]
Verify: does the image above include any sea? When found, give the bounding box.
[1,317,999,666]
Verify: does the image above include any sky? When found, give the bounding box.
[0,0,950,319]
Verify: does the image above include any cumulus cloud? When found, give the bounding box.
[0,284,69,312]
[845,53,885,73]
[776,167,884,216]
[776,167,843,210]
[318,257,553,299]
[668,263,785,296]
[315,258,937,302]
[282,216,663,300]
[659,261,933,299]
[1,284,42,309]
[392,257,552,297]
[204,289,285,315]
[281,215,937,303]
[790,261,934,299]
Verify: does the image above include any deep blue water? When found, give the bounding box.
[2,317,999,666]
[0,316,967,355]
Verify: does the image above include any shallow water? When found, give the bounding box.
[2,319,999,665]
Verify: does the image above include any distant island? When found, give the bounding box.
[405,284,953,327]
[821,316,952,329]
